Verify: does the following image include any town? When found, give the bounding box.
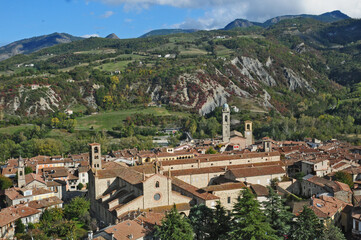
[0,103,360,239]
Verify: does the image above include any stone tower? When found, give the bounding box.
[263,138,272,152]
[222,103,231,143]
[89,143,102,170]
[17,156,26,188]
[244,120,253,147]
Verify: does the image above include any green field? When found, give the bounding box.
[0,124,34,134]
[75,107,189,130]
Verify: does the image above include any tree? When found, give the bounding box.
[230,188,278,240]
[25,166,33,174]
[77,182,84,190]
[155,205,194,240]
[208,202,231,240]
[263,187,293,238]
[206,147,217,154]
[0,174,13,190]
[334,171,354,188]
[15,219,25,234]
[323,222,346,240]
[290,205,324,240]
[64,196,90,220]
[188,204,214,240]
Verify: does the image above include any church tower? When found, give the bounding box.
[17,156,26,188]
[222,103,231,143]
[263,138,272,152]
[244,120,253,147]
[89,143,102,170]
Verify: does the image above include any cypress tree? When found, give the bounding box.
[263,186,293,237]
[290,205,325,240]
[155,205,194,240]
[230,188,278,240]
[207,201,231,240]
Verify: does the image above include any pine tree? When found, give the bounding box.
[290,205,325,240]
[230,188,278,240]
[207,201,231,240]
[188,204,214,240]
[155,205,194,240]
[263,186,293,237]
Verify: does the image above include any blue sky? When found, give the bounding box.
[1,0,360,47]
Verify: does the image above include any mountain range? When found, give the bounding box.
[0,10,351,62]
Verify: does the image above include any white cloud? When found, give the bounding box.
[93,0,361,29]
[100,10,115,18]
[81,34,100,38]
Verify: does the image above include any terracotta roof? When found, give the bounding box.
[161,152,280,166]
[0,205,40,226]
[306,176,351,193]
[5,187,53,200]
[203,182,246,192]
[78,166,89,173]
[0,208,20,227]
[250,184,269,197]
[28,196,63,209]
[25,173,45,185]
[311,195,349,218]
[41,167,68,178]
[97,166,144,185]
[228,165,285,178]
[172,177,219,201]
[105,219,151,240]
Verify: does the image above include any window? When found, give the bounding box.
[227,197,231,204]
[94,147,99,153]
[154,193,161,201]
[155,181,159,188]
[107,180,110,187]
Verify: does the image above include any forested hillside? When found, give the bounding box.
[0,16,361,159]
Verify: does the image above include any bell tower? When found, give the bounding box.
[18,156,26,188]
[244,120,253,147]
[89,143,102,170]
[222,103,231,143]
[263,138,272,152]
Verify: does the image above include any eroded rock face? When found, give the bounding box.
[239,56,277,87]
[283,68,315,92]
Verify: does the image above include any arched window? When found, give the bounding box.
[225,115,228,123]
[155,181,160,188]
[94,147,99,153]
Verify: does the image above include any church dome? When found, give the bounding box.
[223,103,229,110]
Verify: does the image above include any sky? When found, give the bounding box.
[1,0,361,47]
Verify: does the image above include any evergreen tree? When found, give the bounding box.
[263,187,293,237]
[230,188,278,240]
[155,205,194,240]
[188,204,214,240]
[323,222,346,240]
[15,219,25,234]
[290,205,325,240]
[208,201,231,240]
